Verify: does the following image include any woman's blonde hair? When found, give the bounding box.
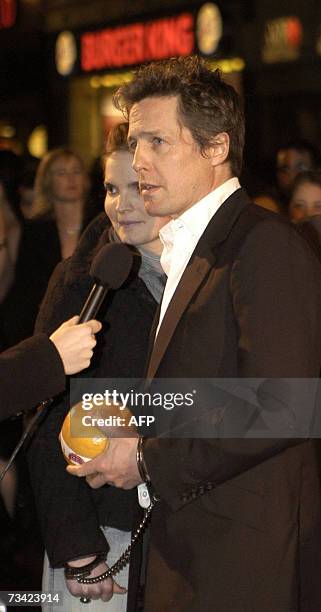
[31,148,89,218]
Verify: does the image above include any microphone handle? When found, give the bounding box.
[78,284,108,323]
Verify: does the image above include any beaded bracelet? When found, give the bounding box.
[77,496,156,586]
[64,552,106,580]
[77,567,114,584]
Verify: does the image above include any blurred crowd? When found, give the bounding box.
[0,132,320,603]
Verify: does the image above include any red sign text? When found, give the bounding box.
[81,13,194,72]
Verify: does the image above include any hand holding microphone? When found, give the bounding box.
[51,242,134,375]
[50,316,102,375]
[0,243,134,484]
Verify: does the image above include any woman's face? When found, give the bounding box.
[289,181,321,222]
[104,150,169,255]
[50,155,87,204]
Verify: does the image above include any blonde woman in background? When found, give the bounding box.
[1,148,93,347]
[31,148,90,259]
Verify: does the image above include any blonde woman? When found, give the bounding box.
[31,148,90,259]
[1,149,92,346]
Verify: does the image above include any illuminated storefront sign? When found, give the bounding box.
[81,13,194,72]
[262,16,303,63]
[0,0,16,29]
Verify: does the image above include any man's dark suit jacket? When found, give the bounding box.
[142,188,321,612]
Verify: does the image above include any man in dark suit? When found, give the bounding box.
[69,57,321,611]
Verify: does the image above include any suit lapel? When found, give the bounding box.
[147,188,250,379]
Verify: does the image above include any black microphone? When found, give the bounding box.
[79,242,133,323]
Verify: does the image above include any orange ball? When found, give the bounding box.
[60,402,108,465]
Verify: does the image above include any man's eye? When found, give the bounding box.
[104,183,117,195]
[128,140,137,152]
[152,137,164,146]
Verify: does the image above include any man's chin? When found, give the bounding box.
[144,199,167,217]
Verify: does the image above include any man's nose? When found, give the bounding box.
[132,142,149,173]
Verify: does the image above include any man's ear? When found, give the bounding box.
[208,132,230,167]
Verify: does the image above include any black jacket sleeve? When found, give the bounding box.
[0,333,65,422]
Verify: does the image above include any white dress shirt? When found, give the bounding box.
[156,177,241,336]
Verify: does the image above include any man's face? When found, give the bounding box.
[128,96,218,218]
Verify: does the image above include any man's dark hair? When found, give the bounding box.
[114,56,245,177]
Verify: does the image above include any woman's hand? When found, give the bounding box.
[65,556,127,602]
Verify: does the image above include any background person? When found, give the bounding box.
[0,148,93,349]
[18,155,39,220]
[275,139,317,209]
[30,147,91,260]
[70,56,321,612]
[27,123,169,611]
[288,170,321,222]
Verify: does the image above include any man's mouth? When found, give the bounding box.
[140,183,159,195]
[118,220,142,226]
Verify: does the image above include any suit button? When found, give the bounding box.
[181,494,189,502]
[198,485,205,495]
[206,482,213,491]
[191,491,197,499]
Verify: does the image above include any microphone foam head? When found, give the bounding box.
[90,242,133,289]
